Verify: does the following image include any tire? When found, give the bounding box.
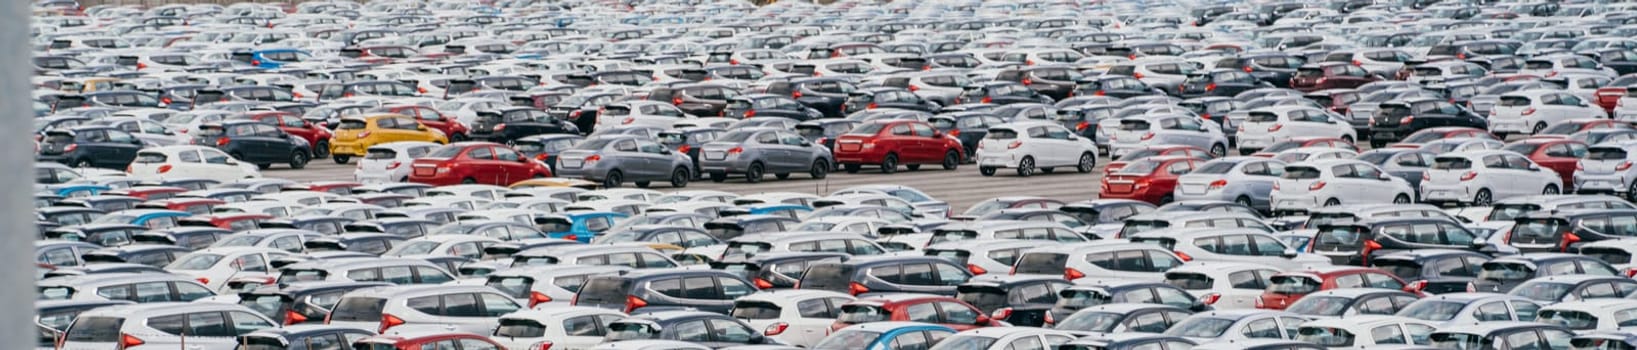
[1041,167,1055,174]
[942,151,959,170]
[670,168,689,188]
[809,160,829,179]
[289,151,308,169]
[880,154,898,174]
[1340,135,1355,145]
[746,162,765,183]
[1393,194,1411,204]
[1543,184,1560,195]
[1324,198,1341,206]
[1474,189,1493,206]
[603,170,623,188]
[1533,122,1548,135]
[332,155,350,164]
[1209,143,1227,158]
[73,159,92,168]
[906,164,920,171]
[314,141,330,158]
[451,133,468,142]
[1017,156,1036,177]
[634,181,651,188]
[1235,196,1254,208]
[845,164,860,173]
[775,173,791,180]
[1627,182,1637,202]
[1076,153,1096,173]
[710,172,726,183]
[461,177,477,184]
[1159,195,1174,204]
[256,163,272,170]
[980,166,996,176]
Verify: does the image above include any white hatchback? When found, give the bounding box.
[976,121,1100,177]
[1489,90,1607,136]
[127,145,262,183]
[1270,159,1415,211]
[1420,150,1564,206]
[1236,106,1357,153]
[354,141,440,184]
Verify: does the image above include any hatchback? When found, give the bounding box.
[1271,159,1415,211]
[236,325,376,350]
[975,122,1098,177]
[327,114,448,164]
[326,284,519,334]
[1256,266,1408,310]
[797,256,971,297]
[574,269,755,314]
[491,306,627,350]
[1290,62,1381,92]
[1420,150,1564,206]
[62,302,276,350]
[1489,90,1607,136]
[1171,157,1286,212]
[191,120,312,170]
[36,126,145,169]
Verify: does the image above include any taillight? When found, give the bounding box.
[848,282,870,296]
[1075,121,1090,131]
[624,295,648,313]
[753,278,774,289]
[1362,239,1383,264]
[283,310,308,325]
[216,137,230,146]
[1064,267,1086,280]
[529,291,553,307]
[1141,132,1155,140]
[764,322,790,335]
[387,161,401,170]
[1242,66,1254,73]
[196,277,210,285]
[677,145,692,154]
[1460,171,1477,181]
[158,164,172,174]
[358,131,371,138]
[728,146,744,155]
[1205,83,1216,91]
[1022,77,1033,85]
[792,91,802,99]
[1309,181,1326,190]
[1624,267,1637,278]
[672,96,684,105]
[1200,292,1222,305]
[1523,108,1536,116]
[585,155,602,164]
[1174,250,1193,262]
[1351,59,1363,66]
[981,96,992,104]
[1007,141,1022,149]
[866,103,878,109]
[1405,280,1429,294]
[992,307,1014,320]
[1268,124,1283,132]
[1620,161,1633,171]
[744,109,757,118]
[379,314,405,333]
[1400,116,1414,124]
[119,334,144,349]
[535,341,555,350]
[1208,179,1227,190]
[1133,72,1144,79]
[494,124,506,131]
[1561,232,1581,252]
[63,144,77,153]
[967,263,988,275]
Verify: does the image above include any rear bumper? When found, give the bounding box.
[1575,174,1628,193]
[329,140,368,156]
[1419,184,1477,204]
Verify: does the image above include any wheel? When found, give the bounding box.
[1017,156,1036,177]
[1532,122,1548,135]
[461,177,477,184]
[844,164,860,173]
[314,141,330,158]
[603,170,623,188]
[1235,196,1254,208]
[906,164,920,171]
[746,162,765,183]
[1474,189,1493,206]
[1159,195,1174,204]
[1209,143,1227,158]
[289,151,308,169]
[1543,184,1560,195]
[880,154,898,174]
[451,133,468,142]
[1393,194,1411,204]
[942,151,959,170]
[809,160,829,179]
[635,181,651,188]
[1340,135,1354,145]
[332,155,350,164]
[980,166,996,176]
[710,172,726,183]
[1076,153,1096,173]
[73,159,92,168]
[1324,198,1341,206]
[256,163,272,170]
[1627,182,1637,202]
[670,168,689,188]
[775,173,790,180]
[1041,167,1055,174]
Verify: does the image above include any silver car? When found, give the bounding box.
[1109,114,1231,159]
[1172,157,1287,212]
[556,135,696,189]
[61,302,276,350]
[698,128,834,183]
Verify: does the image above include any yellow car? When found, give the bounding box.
[329,114,448,163]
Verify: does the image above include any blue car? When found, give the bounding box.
[46,184,110,198]
[722,203,813,218]
[250,48,311,69]
[539,211,629,243]
[813,322,956,350]
[98,209,190,229]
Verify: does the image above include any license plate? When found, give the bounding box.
[413,168,434,176]
[1182,184,1206,194]
[562,160,582,168]
[705,151,725,160]
[1279,200,1300,207]
[1109,184,1132,192]
[840,144,860,152]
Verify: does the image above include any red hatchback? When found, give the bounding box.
[1290,63,1381,92]
[380,104,471,141]
[1099,155,1201,205]
[1502,138,1588,190]
[1104,145,1212,176]
[242,111,333,157]
[178,213,274,231]
[832,294,1001,332]
[349,333,507,350]
[134,197,224,215]
[407,142,552,186]
[834,120,965,174]
[1256,266,1411,310]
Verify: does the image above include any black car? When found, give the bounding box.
[132,226,230,250]
[468,107,580,144]
[713,252,850,289]
[997,66,1083,101]
[1586,48,1637,76]
[1367,98,1489,147]
[798,256,972,297]
[955,274,1071,327]
[511,134,583,174]
[602,311,778,348]
[671,83,741,117]
[37,126,144,169]
[724,94,819,120]
[1311,218,1479,266]
[551,92,621,133]
[1073,75,1158,99]
[762,77,859,118]
[957,81,1052,105]
[80,245,191,267]
[929,112,1005,161]
[1180,69,1270,98]
[1215,53,1306,88]
[575,269,756,314]
[1508,209,1637,253]
[236,325,378,348]
[238,281,392,325]
[192,120,312,169]
[842,87,940,115]
[1469,254,1620,293]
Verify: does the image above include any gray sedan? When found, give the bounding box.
[555,135,695,188]
[1172,157,1286,212]
[698,127,834,183]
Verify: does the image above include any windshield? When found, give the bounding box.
[847,123,887,135]
[1117,159,1161,174]
[1511,282,1573,302]
[167,253,222,270]
[605,322,661,341]
[1164,317,1235,338]
[1538,309,1599,330]
[928,335,999,350]
[814,330,882,350]
[1489,204,1539,222]
[1431,333,1486,350]
[1056,311,1123,332]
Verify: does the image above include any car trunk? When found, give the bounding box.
[1112,119,1151,146]
[471,112,504,135]
[1582,246,1633,266]
[1580,147,1628,177]
[798,263,854,294]
[555,150,597,170]
[724,100,753,119]
[979,128,1017,155]
[1261,275,1321,309]
[1292,68,1325,87]
[574,277,633,310]
[1425,156,1473,190]
[1241,111,1279,135]
[1312,225,1367,264]
[1374,104,1412,128]
[835,135,872,153]
[833,303,890,330]
[1492,96,1533,122]
[39,131,75,156]
[1509,217,1568,252]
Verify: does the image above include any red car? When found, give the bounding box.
[1502,138,1588,190]
[1290,62,1381,92]
[407,142,552,186]
[831,294,1001,332]
[833,120,965,174]
[242,111,334,157]
[1250,137,1357,157]
[380,104,471,141]
[1536,118,1629,137]
[1388,127,1497,148]
[134,197,225,215]
[1099,155,1202,205]
[1594,74,1637,112]
[106,186,188,200]
[348,333,507,350]
[284,181,363,195]
[1104,145,1211,176]
[177,213,274,231]
[1257,266,1411,310]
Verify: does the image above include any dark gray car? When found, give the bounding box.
[555,135,696,189]
[698,128,834,183]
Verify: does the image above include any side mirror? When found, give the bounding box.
[932,131,944,138]
[1378,173,1392,181]
[750,333,768,344]
[1282,248,1299,258]
[517,156,529,162]
[661,149,673,155]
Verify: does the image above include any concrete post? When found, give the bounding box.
[2,0,35,348]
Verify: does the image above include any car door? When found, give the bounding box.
[1505,153,1555,194]
[1169,117,1211,149]
[775,132,812,172]
[1350,164,1399,203]
[634,141,674,181]
[253,124,293,161]
[1039,125,1080,166]
[463,146,500,184]
[909,123,941,163]
[489,145,531,185]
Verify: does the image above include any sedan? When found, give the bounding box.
[407,142,553,186]
[1172,157,1286,212]
[556,135,695,188]
[698,128,833,183]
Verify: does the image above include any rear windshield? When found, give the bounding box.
[1433,158,1472,170]
[987,129,1018,139]
[956,285,1008,312]
[328,297,386,322]
[65,317,123,342]
[1373,259,1422,280]
[799,264,851,291]
[1117,160,1161,175]
[486,276,533,299]
[1119,120,1151,131]
[1119,220,1170,238]
[1499,96,1532,107]
[1165,272,1214,290]
[1488,204,1539,221]
[731,301,782,320]
[1478,262,1534,281]
[837,304,890,323]
[1296,326,1356,347]
[1013,253,1068,274]
[847,123,887,135]
[365,149,397,160]
[134,152,167,163]
[495,318,548,338]
[576,277,633,305]
[1588,147,1628,161]
[337,119,367,130]
[240,336,287,350]
[1583,247,1634,265]
[1282,166,1322,180]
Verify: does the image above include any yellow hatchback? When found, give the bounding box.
[329,114,448,163]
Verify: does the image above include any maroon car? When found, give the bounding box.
[1291,62,1381,92]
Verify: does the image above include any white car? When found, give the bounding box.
[1130,228,1331,271]
[1575,141,1637,198]
[1537,299,1637,332]
[127,145,262,183]
[1272,147,1358,164]
[163,247,290,291]
[1162,262,1283,310]
[930,328,1080,350]
[732,290,856,347]
[491,306,630,350]
[1236,106,1357,153]
[1615,88,1637,122]
[1488,90,1607,136]
[1420,150,1563,206]
[1294,316,1438,347]
[1109,114,1231,159]
[1270,159,1415,211]
[354,141,441,184]
[976,121,1100,177]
